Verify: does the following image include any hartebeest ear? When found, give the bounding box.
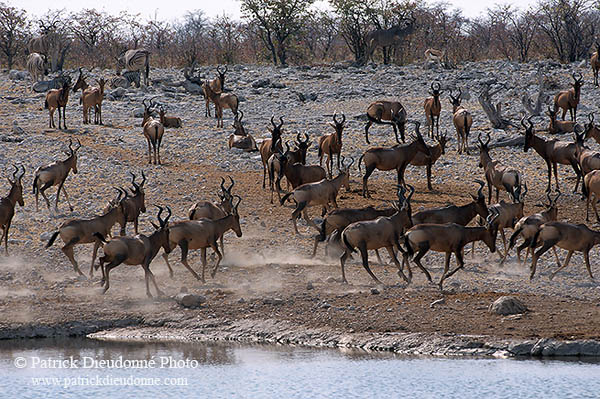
[151,222,159,230]
[329,122,336,129]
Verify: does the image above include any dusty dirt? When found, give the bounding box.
[0,65,600,345]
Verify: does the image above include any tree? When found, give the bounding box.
[213,14,242,64]
[0,2,29,69]
[330,0,372,63]
[241,0,314,65]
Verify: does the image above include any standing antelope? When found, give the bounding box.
[402,209,499,290]
[424,82,442,138]
[202,80,239,128]
[409,131,447,190]
[530,222,600,281]
[488,183,528,261]
[554,72,583,121]
[26,53,48,82]
[574,130,600,177]
[117,171,147,235]
[449,88,472,154]
[584,113,600,144]
[118,49,150,86]
[163,196,243,282]
[478,133,522,204]
[522,116,581,192]
[592,42,600,86]
[280,158,353,234]
[203,65,228,117]
[583,169,600,222]
[260,116,284,188]
[45,189,126,277]
[270,145,326,203]
[141,98,165,165]
[0,166,25,255]
[81,78,105,125]
[45,78,71,129]
[318,112,345,178]
[33,139,81,212]
[365,102,407,144]
[95,206,171,297]
[509,190,560,264]
[360,121,430,198]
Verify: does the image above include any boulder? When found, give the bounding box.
[9,70,28,80]
[182,80,203,95]
[488,296,527,315]
[252,78,271,88]
[175,293,206,308]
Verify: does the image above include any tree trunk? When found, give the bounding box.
[478,83,512,130]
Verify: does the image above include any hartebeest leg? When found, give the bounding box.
[58,182,74,211]
[584,250,594,280]
[89,241,101,278]
[411,247,434,283]
[62,239,85,276]
[439,250,465,290]
[179,240,202,282]
[531,238,559,280]
[362,165,376,198]
[340,249,351,284]
[385,246,409,283]
[210,240,223,278]
[357,242,381,284]
[549,250,574,280]
[1,222,10,255]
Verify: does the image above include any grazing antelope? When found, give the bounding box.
[530,221,600,280]
[574,130,600,177]
[409,131,447,190]
[202,80,239,128]
[0,166,25,255]
[365,102,407,144]
[45,78,71,129]
[360,121,430,198]
[424,82,442,138]
[488,183,527,260]
[163,195,242,282]
[81,78,106,125]
[260,116,285,188]
[509,190,560,264]
[228,111,258,152]
[522,115,581,192]
[270,145,326,204]
[402,208,499,290]
[203,65,228,117]
[95,206,171,297]
[339,194,411,285]
[33,139,81,212]
[26,53,48,82]
[188,176,235,255]
[45,189,126,277]
[547,106,576,134]
[478,132,522,204]
[449,88,472,154]
[118,49,150,86]
[280,157,353,234]
[592,42,600,86]
[553,72,583,121]
[411,180,488,226]
[318,112,345,178]
[584,113,600,144]
[583,169,600,222]
[159,106,182,128]
[141,98,165,165]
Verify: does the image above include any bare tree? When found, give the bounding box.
[0,2,29,69]
[330,0,371,63]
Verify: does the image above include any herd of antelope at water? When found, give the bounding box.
[4,51,600,297]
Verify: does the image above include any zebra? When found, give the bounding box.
[110,70,140,89]
[118,49,150,86]
[26,53,48,82]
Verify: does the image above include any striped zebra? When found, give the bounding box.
[110,71,141,88]
[26,53,48,82]
[118,49,150,86]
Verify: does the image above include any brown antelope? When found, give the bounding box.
[360,121,430,198]
[424,48,444,63]
[522,116,581,192]
[45,189,126,277]
[478,133,522,204]
[530,221,600,281]
[287,133,311,165]
[547,106,576,134]
[270,134,312,193]
[553,72,583,121]
[424,82,442,138]
[141,98,165,165]
[509,189,560,264]
[202,80,239,128]
[365,102,407,144]
[280,157,353,234]
[159,106,182,128]
[33,138,81,212]
[584,113,600,144]
[95,206,171,297]
[449,88,472,154]
[318,112,345,178]
[409,131,447,190]
[339,195,411,285]
[260,116,284,188]
[269,145,326,203]
[592,43,600,86]
[574,130,600,177]
[188,176,235,255]
[163,195,242,282]
[117,171,147,235]
[583,170,600,222]
[203,65,228,117]
[402,208,499,290]
[0,165,25,255]
[81,78,106,125]
[228,111,257,151]
[45,78,71,129]
[488,183,527,260]
[411,180,488,226]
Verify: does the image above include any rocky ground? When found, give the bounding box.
[1,60,600,356]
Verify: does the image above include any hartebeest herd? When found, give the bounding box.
[5,56,600,298]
